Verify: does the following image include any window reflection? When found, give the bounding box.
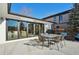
[35,24,40,35]
[19,21,28,38]
[28,23,34,37]
[40,24,44,33]
[7,19,44,41]
[7,20,18,40]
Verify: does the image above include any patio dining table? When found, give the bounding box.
[41,33,62,47]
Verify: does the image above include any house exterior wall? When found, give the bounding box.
[43,12,70,32]
[54,13,70,29]
[0,18,6,44]
[0,3,8,17]
[0,3,7,44]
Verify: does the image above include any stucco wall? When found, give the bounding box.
[0,3,7,17]
[0,18,6,44]
[0,4,7,43]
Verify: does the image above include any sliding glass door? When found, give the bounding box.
[35,24,40,35]
[7,19,18,40]
[19,21,28,38]
[39,24,44,33]
[28,23,34,37]
[6,18,44,41]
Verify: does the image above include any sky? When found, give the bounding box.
[11,3,73,19]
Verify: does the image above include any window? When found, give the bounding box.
[59,15,63,23]
[19,21,28,38]
[35,24,40,35]
[6,19,44,41]
[39,24,44,33]
[53,16,56,22]
[7,19,18,41]
[28,23,34,37]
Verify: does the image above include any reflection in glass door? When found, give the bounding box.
[7,19,18,40]
[19,21,28,38]
[35,24,39,35]
[28,23,34,37]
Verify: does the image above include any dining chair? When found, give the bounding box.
[60,32,68,46]
[58,36,64,48]
[34,34,46,48]
[52,36,61,51]
[47,39,55,50]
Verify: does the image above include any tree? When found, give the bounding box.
[68,3,79,40]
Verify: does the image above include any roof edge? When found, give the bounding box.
[8,3,72,21]
[42,9,72,20]
[8,3,41,20]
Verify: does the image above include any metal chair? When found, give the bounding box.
[52,36,62,51]
[60,32,68,46]
[34,34,46,48]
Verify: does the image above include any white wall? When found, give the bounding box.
[0,18,6,44]
[0,3,7,17]
[44,23,52,33]
[0,3,7,44]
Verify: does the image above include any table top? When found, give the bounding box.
[41,33,62,39]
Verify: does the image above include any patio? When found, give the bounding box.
[0,39,79,55]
